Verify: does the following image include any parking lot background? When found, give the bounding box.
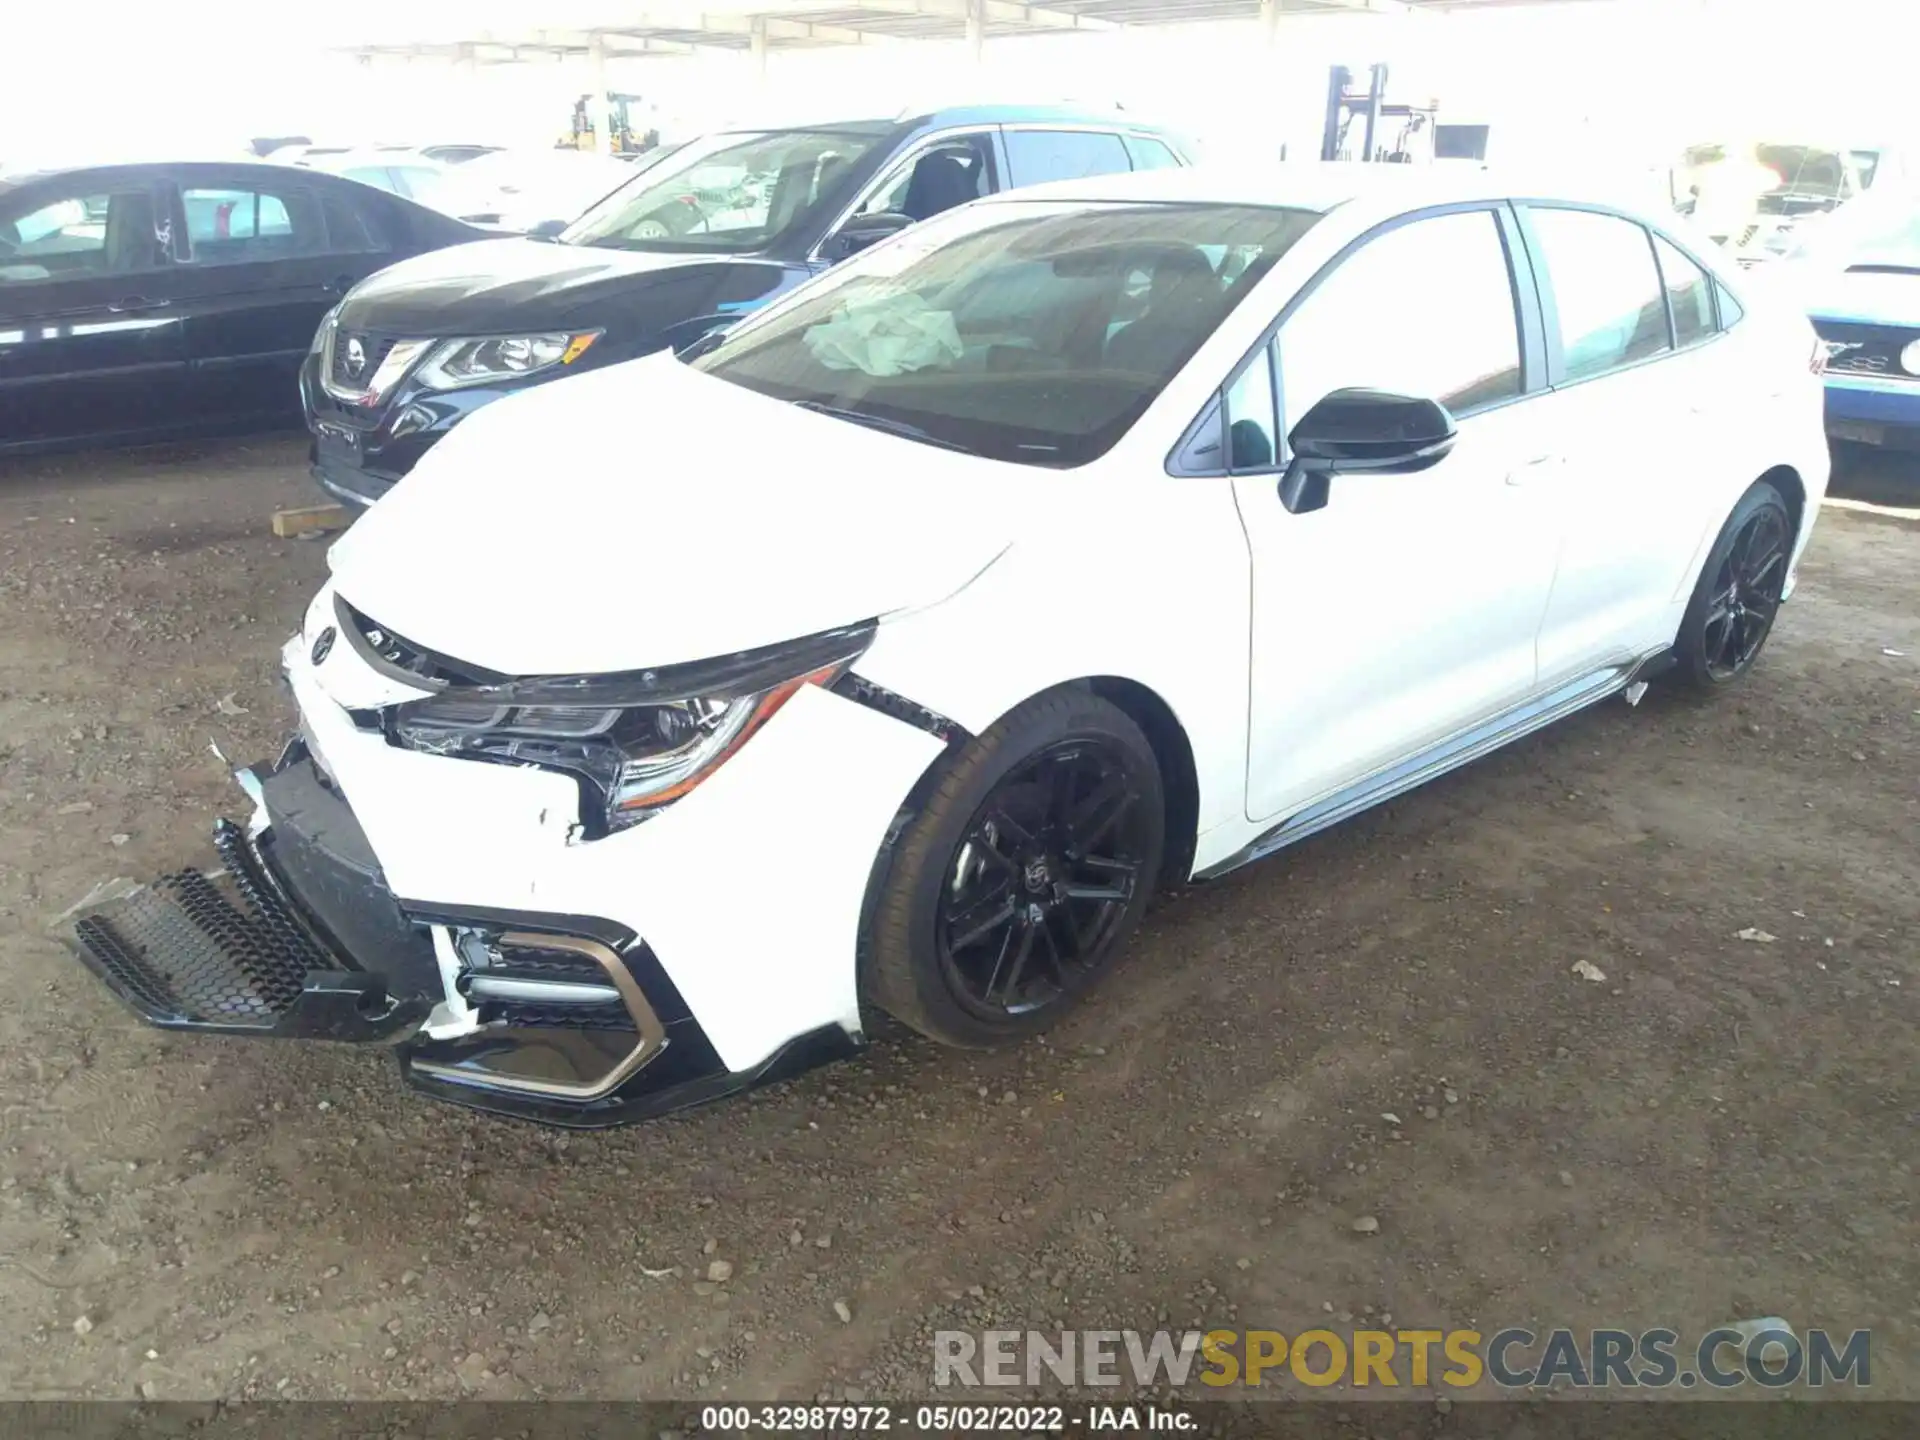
[0,438,1913,1400]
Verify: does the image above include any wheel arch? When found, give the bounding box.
[1760,462,1807,538]
[1673,462,1811,609]
[1078,675,1201,891]
[848,672,1204,997]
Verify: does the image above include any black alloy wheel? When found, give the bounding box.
[1675,480,1795,689]
[1702,504,1790,679]
[862,687,1165,1048]
[936,741,1153,1019]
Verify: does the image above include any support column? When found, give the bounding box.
[1260,0,1279,47]
[966,0,985,63]
[750,17,769,84]
[587,35,612,154]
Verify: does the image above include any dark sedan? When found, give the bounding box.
[302,106,1191,506]
[0,161,481,456]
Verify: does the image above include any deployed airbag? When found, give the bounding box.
[803,291,962,376]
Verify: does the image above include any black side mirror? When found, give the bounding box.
[1277,388,1458,515]
[824,211,914,260]
[527,217,568,240]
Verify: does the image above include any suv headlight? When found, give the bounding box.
[387,622,873,831]
[414,331,601,390]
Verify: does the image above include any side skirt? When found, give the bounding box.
[1197,652,1669,882]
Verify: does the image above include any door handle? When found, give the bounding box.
[1504,454,1560,486]
[107,296,171,314]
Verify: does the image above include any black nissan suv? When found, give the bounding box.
[301,105,1192,507]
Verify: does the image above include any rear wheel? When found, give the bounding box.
[1673,480,1793,689]
[864,688,1164,1048]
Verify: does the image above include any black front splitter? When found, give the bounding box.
[399,1024,863,1129]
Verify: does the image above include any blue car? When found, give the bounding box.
[1802,196,1920,452]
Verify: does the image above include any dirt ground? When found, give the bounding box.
[0,437,1914,1405]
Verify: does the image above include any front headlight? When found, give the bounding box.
[387,622,873,832]
[414,331,601,390]
[1902,339,1920,377]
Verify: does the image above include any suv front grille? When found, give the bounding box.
[329,333,398,390]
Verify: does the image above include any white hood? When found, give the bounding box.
[326,353,1019,676]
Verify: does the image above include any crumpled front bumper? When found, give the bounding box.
[61,593,949,1126]
[62,742,866,1126]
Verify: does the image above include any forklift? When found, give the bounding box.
[1321,64,1439,164]
[560,93,660,157]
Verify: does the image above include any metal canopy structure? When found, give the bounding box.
[339,0,1606,64]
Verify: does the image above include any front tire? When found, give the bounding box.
[1673,480,1794,690]
[864,688,1164,1048]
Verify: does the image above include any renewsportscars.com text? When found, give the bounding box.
[933,1326,1870,1390]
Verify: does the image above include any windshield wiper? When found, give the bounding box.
[790,400,974,455]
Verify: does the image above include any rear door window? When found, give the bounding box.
[1652,233,1716,347]
[179,184,324,265]
[1527,207,1672,381]
[1002,130,1134,188]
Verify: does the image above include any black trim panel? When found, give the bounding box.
[832,671,969,743]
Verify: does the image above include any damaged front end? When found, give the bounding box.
[61,738,853,1126]
[69,746,434,1043]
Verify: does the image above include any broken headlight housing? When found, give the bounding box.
[387,622,874,833]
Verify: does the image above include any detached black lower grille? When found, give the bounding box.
[67,818,423,1041]
[74,823,336,1029]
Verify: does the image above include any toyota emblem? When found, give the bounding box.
[344,336,367,378]
[311,626,337,665]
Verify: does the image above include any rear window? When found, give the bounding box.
[691,200,1322,467]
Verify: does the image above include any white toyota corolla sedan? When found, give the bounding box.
[68,168,1829,1125]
